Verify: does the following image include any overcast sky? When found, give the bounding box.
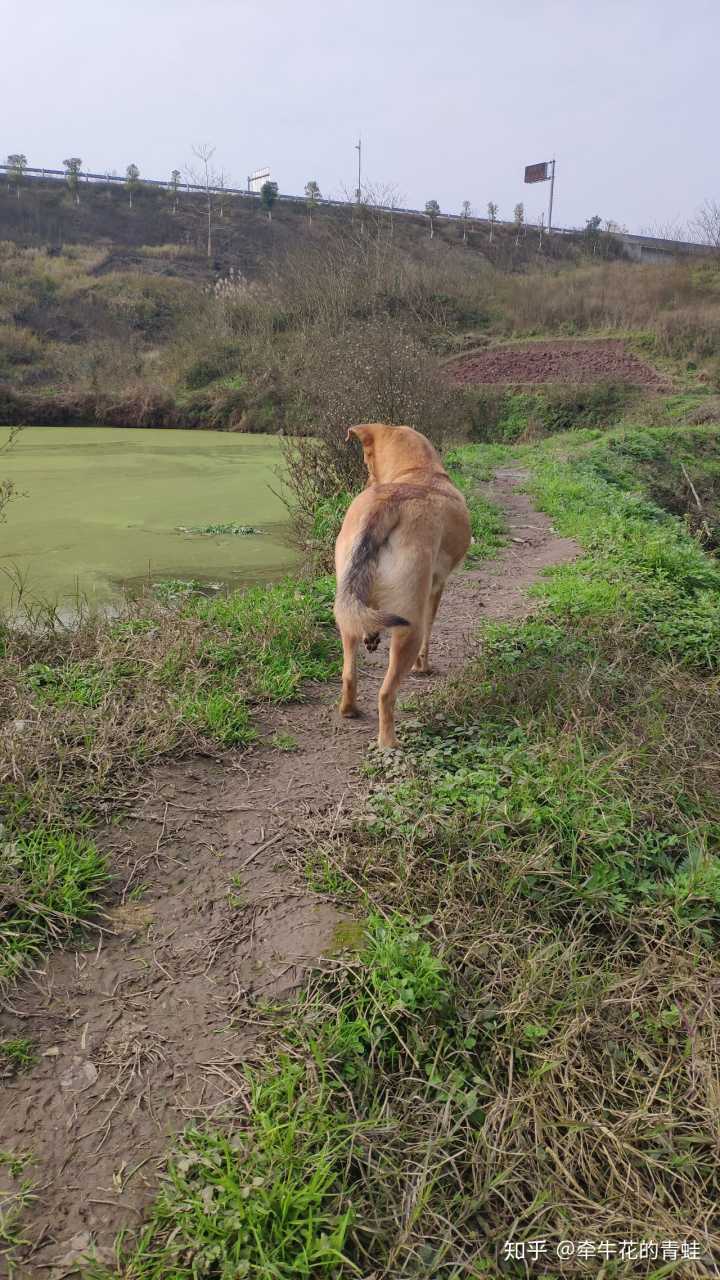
[6,0,717,233]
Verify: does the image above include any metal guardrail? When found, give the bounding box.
[0,163,708,251]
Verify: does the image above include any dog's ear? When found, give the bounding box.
[346,424,377,480]
[346,424,376,446]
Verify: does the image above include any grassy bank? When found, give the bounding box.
[96,425,720,1277]
[2,235,720,438]
[0,575,340,987]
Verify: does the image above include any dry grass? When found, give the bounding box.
[492,258,720,351]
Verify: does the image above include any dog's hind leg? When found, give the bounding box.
[339,629,360,718]
[412,586,444,676]
[377,625,422,748]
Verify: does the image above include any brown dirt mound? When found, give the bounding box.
[0,473,578,1276]
[449,339,670,388]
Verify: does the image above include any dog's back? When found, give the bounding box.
[335,474,468,636]
[334,424,470,747]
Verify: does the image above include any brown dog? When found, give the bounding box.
[334,422,471,748]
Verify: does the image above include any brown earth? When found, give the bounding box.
[449,338,671,388]
[0,471,578,1279]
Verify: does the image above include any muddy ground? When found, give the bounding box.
[449,338,671,388]
[0,471,578,1279]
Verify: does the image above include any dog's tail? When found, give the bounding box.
[335,504,409,638]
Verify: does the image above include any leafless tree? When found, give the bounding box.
[691,199,720,249]
[640,218,689,241]
[513,202,524,245]
[187,143,221,258]
[361,182,405,238]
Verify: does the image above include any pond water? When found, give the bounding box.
[0,427,299,612]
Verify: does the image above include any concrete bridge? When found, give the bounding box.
[612,231,712,263]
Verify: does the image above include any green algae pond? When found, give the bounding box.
[0,427,299,613]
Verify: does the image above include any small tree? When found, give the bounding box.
[216,171,229,219]
[170,168,181,213]
[487,201,499,242]
[425,198,440,238]
[305,179,321,225]
[460,199,471,241]
[513,201,524,245]
[63,157,82,204]
[125,163,140,209]
[7,154,27,199]
[260,179,278,222]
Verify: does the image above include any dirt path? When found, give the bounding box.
[0,471,578,1278]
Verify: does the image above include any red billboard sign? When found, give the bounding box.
[524,162,550,184]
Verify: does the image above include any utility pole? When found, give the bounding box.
[548,158,556,233]
[355,137,362,202]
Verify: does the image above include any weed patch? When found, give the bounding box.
[0,821,107,988]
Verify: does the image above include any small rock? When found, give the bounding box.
[59,1057,98,1090]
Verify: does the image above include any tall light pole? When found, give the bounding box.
[355,137,362,202]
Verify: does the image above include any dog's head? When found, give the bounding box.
[346,422,443,484]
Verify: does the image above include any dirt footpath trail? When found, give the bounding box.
[0,471,578,1278]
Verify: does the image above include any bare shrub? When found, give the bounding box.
[272,234,493,335]
[281,319,462,566]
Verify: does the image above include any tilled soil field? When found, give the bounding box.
[449,338,671,387]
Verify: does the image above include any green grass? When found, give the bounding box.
[190,576,340,702]
[0,1173,36,1255]
[0,821,107,988]
[94,1059,356,1280]
[0,1038,36,1074]
[445,452,506,561]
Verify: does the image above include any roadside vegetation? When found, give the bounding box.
[90,420,720,1278]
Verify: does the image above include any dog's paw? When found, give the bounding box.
[340,703,361,719]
